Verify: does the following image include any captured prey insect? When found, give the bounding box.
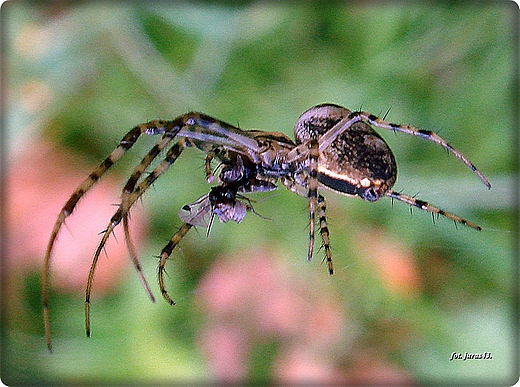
[42,103,491,351]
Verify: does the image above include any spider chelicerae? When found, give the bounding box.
[42,103,490,351]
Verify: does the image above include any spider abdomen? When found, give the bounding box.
[295,104,397,202]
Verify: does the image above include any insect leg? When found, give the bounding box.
[385,191,482,230]
[158,223,193,306]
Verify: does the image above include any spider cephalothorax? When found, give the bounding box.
[43,103,490,350]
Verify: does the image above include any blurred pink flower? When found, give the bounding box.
[357,229,422,297]
[196,248,412,384]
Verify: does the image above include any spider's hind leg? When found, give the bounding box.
[158,223,193,305]
[118,133,183,303]
[43,119,179,351]
[85,140,186,337]
[385,190,482,230]
[306,139,320,262]
[359,112,491,189]
[306,139,333,274]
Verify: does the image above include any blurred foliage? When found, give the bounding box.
[3,1,517,385]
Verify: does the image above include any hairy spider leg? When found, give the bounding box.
[306,139,320,261]
[118,133,182,303]
[283,139,327,263]
[83,114,277,338]
[179,113,261,156]
[317,195,333,274]
[298,138,333,272]
[281,174,334,274]
[159,191,272,305]
[84,113,269,336]
[318,112,491,189]
[42,119,181,352]
[85,141,185,337]
[46,113,266,345]
[385,191,481,230]
[122,216,155,300]
[158,223,193,305]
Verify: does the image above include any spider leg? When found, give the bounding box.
[122,134,177,195]
[317,194,333,275]
[283,177,335,274]
[318,112,491,189]
[306,139,320,261]
[158,223,193,305]
[47,112,289,348]
[82,114,279,337]
[85,140,185,337]
[43,119,181,352]
[178,113,261,156]
[385,190,482,230]
[122,215,155,302]
[204,149,218,183]
[118,134,179,301]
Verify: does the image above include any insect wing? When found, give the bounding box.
[179,194,213,227]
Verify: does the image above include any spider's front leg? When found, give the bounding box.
[158,181,254,305]
[118,132,193,303]
[385,191,482,230]
[119,134,181,304]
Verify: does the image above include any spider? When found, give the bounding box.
[42,103,490,351]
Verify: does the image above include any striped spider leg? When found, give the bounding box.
[119,132,190,305]
[289,104,490,266]
[44,103,490,351]
[157,187,246,306]
[43,113,269,350]
[42,119,183,351]
[317,107,491,190]
[83,119,283,337]
[281,103,492,276]
[85,140,186,337]
[281,173,334,274]
[159,155,278,305]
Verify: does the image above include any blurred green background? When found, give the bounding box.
[2,1,517,385]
